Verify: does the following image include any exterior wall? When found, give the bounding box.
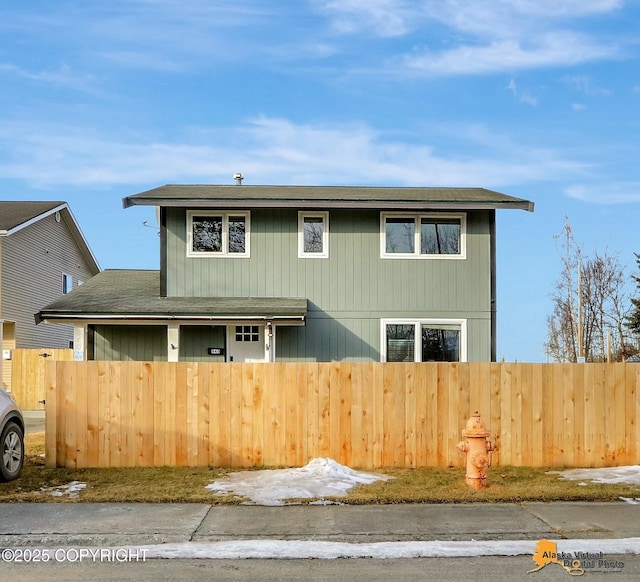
[1,213,97,349]
[165,208,494,362]
[179,325,225,362]
[91,325,168,361]
[275,317,491,362]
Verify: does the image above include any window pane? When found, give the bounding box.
[386,324,415,362]
[193,216,222,252]
[228,216,246,253]
[385,218,415,254]
[63,274,72,294]
[421,325,460,361]
[421,218,460,255]
[303,217,324,253]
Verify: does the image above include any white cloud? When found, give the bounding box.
[563,75,612,96]
[507,79,538,106]
[0,116,586,190]
[422,0,623,36]
[403,33,617,76]
[316,0,622,76]
[0,63,101,92]
[566,183,640,203]
[313,0,413,37]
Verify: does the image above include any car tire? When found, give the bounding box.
[1,421,24,482]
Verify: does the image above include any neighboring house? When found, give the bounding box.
[37,185,533,363]
[1,201,100,389]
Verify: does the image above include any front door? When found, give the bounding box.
[227,325,265,362]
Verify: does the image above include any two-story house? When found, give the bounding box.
[36,185,533,363]
[1,201,100,389]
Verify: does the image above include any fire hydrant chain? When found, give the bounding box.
[456,411,497,490]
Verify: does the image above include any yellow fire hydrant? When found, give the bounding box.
[456,411,496,490]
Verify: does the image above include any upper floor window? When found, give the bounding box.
[380,213,466,259]
[298,212,329,258]
[62,273,73,294]
[187,211,250,258]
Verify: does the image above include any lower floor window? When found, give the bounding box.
[382,320,465,362]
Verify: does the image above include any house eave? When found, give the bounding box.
[125,198,534,212]
[36,313,306,326]
[123,185,535,213]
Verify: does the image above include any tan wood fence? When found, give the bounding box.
[10,349,73,409]
[44,361,640,470]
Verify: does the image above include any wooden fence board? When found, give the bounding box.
[43,362,640,470]
[11,349,73,410]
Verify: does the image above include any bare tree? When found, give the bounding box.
[626,253,640,342]
[545,218,631,362]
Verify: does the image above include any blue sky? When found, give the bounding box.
[1,0,639,362]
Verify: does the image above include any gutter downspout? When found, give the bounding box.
[490,210,497,362]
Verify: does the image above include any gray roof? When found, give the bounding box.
[36,270,307,323]
[0,201,66,232]
[123,185,534,212]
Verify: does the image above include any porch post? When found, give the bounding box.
[167,323,180,362]
[73,324,86,360]
[265,321,274,362]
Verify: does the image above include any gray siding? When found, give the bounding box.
[91,325,167,361]
[1,213,97,349]
[165,208,494,361]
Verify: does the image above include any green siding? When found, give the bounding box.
[179,325,225,362]
[92,325,167,361]
[165,208,494,361]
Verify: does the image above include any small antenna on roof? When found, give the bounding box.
[233,172,244,185]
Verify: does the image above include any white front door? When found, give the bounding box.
[227,325,266,362]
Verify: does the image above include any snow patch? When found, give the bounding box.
[129,537,640,560]
[549,465,640,485]
[40,481,87,498]
[206,458,392,505]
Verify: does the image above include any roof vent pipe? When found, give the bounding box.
[233,172,244,185]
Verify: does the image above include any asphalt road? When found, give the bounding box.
[22,411,45,434]
[2,555,639,581]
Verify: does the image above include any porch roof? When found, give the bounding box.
[35,270,307,324]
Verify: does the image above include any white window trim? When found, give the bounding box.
[62,273,73,294]
[380,318,467,362]
[380,212,466,259]
[298,211,329,258]
[186,210,250,258]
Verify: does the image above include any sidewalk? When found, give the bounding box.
[1,502,639,548]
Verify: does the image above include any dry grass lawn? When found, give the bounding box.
[1,432,638,504]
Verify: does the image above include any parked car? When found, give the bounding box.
[0,387,24,481]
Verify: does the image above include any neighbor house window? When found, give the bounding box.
[298,212,329,258]
[380,213,465,259]
[62,273,73,294]
[187,211,250,257]
[381,319,466,362]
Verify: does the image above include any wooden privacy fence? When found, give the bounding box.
[10,348,73,409]
[45,361,640,470]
